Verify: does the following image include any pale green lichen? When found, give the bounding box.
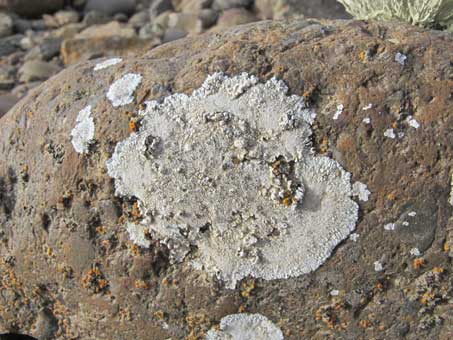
[338,0,453,30]
[106,72,359,289]
[206,313,283,340]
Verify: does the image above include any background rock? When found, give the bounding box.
[0,0,64,18]
[0,13,13,38]
[0,19,452,339]
[84,0,137,17]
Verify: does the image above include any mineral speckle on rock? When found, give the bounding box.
[206,313,284,340]
[107,72,358,288]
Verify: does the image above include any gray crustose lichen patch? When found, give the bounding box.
[71,105,95,154]
[106,73,359,288]
[206,313,284,340]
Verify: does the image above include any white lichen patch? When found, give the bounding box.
[449,174,453,206]
[107,73,142,107]
[70,105,95,154]
[126,222,151,248]
[406,116,420,129]
[410,247,421,256]
[352,181,370,202]
[106,72,359,289]
[94,57,123,71]
[362,117,371,124]
[330,289,340,296]
[333,104,344,120]
[362,103,373,111]
[374,260,383,272]
[408,211,417,217]
[384,128,396,139]
[395,52,407,66]
[384,223,395,231]
[206,313,283,340]
[349,233,360,242]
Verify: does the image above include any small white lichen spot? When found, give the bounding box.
[362,117,371,124]
[352,181,371,202]
[384,223,395,231]
[395,52,407,66]
[408,211,417,217]
[349,233,360,242]
[449,174,453,206]
[362,103,373,111]
[206,313,283,340]
[330,289,340,296]
[406,116,420,129]
[410,247,421,256]
[71,105,95,154]
[107,73,142,107]
[126,222,151,248]
[402,221,410,227]
[106,73,359,289]
[93,57,123,71]
[374,260,383,272]
[333,104,344,120]
[384,128,396,139]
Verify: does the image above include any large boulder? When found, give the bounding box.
[0,19,452,339]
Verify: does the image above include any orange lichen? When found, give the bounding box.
[420,291,436,305]
[81,265,109,293]
[241,279,256,298]
[134,279,150,289]
[433,267,444,274]
[413,258,426,270]
[129,120,138,133]
[359,50,367,62]
[359,319,372,329]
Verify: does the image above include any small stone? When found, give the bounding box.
[129,11,149,29]
[2,0,64,19]
[199,8,219,28]
[0,34,22,58]
[82,10,112,26]
[149,0,173,19]
[114,13,129,23]
[179,0,213,13]
[214,7,258,30]
[54,10,80,26]
[213,0,253,11]
[168,12,203,34]
[162,28,187,43]
[18,60,61,83]
[0,12,13,38]
[0,94,18,119]
[84,0,137,16]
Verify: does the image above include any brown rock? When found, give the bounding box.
[0,19,452,340]
[213,7,258,30]
[0,0,64,18]
[61,21,152,65]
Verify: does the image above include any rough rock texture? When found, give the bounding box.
[0,19,453,340]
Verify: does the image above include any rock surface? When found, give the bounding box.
[0,19,453,340]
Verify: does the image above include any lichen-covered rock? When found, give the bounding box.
[0,19,452,340]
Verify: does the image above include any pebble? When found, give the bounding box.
[85,0,137,16]
[19,60,61,83]
[213,0,253,11]
[0,93,18,118]
[0,13,13,38]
